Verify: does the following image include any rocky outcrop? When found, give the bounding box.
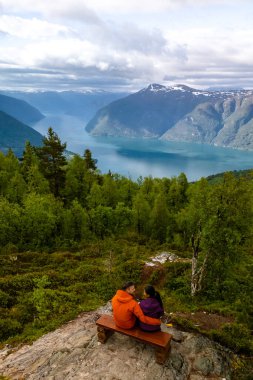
[0,303,232,380]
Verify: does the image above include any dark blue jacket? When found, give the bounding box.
[139,297,164,331]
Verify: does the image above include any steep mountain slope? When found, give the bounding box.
[0,111,43,155]
[0,94,44,124]
[214,96,253,149]
[86,84,253,149]
[162,94,253,149]
[85,84,230,137]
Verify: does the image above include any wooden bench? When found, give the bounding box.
[96,314,172,364]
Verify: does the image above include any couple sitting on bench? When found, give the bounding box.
[112,281,164,332]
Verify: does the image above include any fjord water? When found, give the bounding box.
[32,114,253,181]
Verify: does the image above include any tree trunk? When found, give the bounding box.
[191,253,208,297]
[190,228,207,297]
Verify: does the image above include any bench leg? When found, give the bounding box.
[97,326,114,344]
[155,345,170,365]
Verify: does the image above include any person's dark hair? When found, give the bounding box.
[121,281,135,291]
[145,285,163,308]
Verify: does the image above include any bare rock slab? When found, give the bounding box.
[0,310,232,380]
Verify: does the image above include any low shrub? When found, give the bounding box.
[0,318,22,341]
[0,290,12,308]
[211,323,253,355]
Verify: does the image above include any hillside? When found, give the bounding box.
[0,93,44,125]
[86,83,253,150]
[0,111,43,155]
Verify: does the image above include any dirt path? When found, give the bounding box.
[167,311,234,331]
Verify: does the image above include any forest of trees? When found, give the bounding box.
[0,128,252,375]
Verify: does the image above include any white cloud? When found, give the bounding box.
[0,0,253,90]
[0,15,69,39]
[3,0,251,19]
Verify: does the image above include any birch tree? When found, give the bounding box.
[180,173,253,297]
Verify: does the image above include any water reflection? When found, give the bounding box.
[32,114,253,181]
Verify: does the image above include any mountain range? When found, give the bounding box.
[2,90,128,121]
[2,84,253,155]
[86,84,253,150]
[0,89,127,156]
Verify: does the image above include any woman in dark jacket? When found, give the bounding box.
[139,285,164,331]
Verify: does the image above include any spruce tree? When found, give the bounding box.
[83,149,97,171]
[21,141,38,180]
[36,128,67,197]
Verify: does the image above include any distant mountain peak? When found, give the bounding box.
[171,84,196,92]
[143,83,198,94]
[147,83,166,91]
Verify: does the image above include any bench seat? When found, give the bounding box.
[96,314,172,364]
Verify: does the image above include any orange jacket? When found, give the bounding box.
[111,290,161,329]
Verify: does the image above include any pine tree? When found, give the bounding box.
[83,149,97,171]
[36,128,67,197]
[21,141,39,180]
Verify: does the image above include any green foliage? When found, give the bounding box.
[60,200,90,245]
[117,258,142,285]
[64,154,90,205]
[95,273,120,301]
[164,261,191,294]
[231,357,253,380]
[86,182,103,208]
[35,127,67,197]
[5,172,27,203]
[132,192,151,235]
[101,174,119,207]
[168,173,188,211]
[21,141,39,179]
[21,193,60,249]
[32,275,52,322]
[0,198,21,247]
[0,136,252,359]
[0,289,11,307]
[150,192,169,243]
[149,269,161,285]
[89,205,115,239]
[114,202,133,233]
[0,318,22,340]
[211,323,253,355]
[0,273,36,294]
[83,148,97,171]
[201,173,253,296]
[26,164,50,194]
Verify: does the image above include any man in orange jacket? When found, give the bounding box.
[111,281,161,329]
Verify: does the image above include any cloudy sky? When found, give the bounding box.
[0,0,253,91]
